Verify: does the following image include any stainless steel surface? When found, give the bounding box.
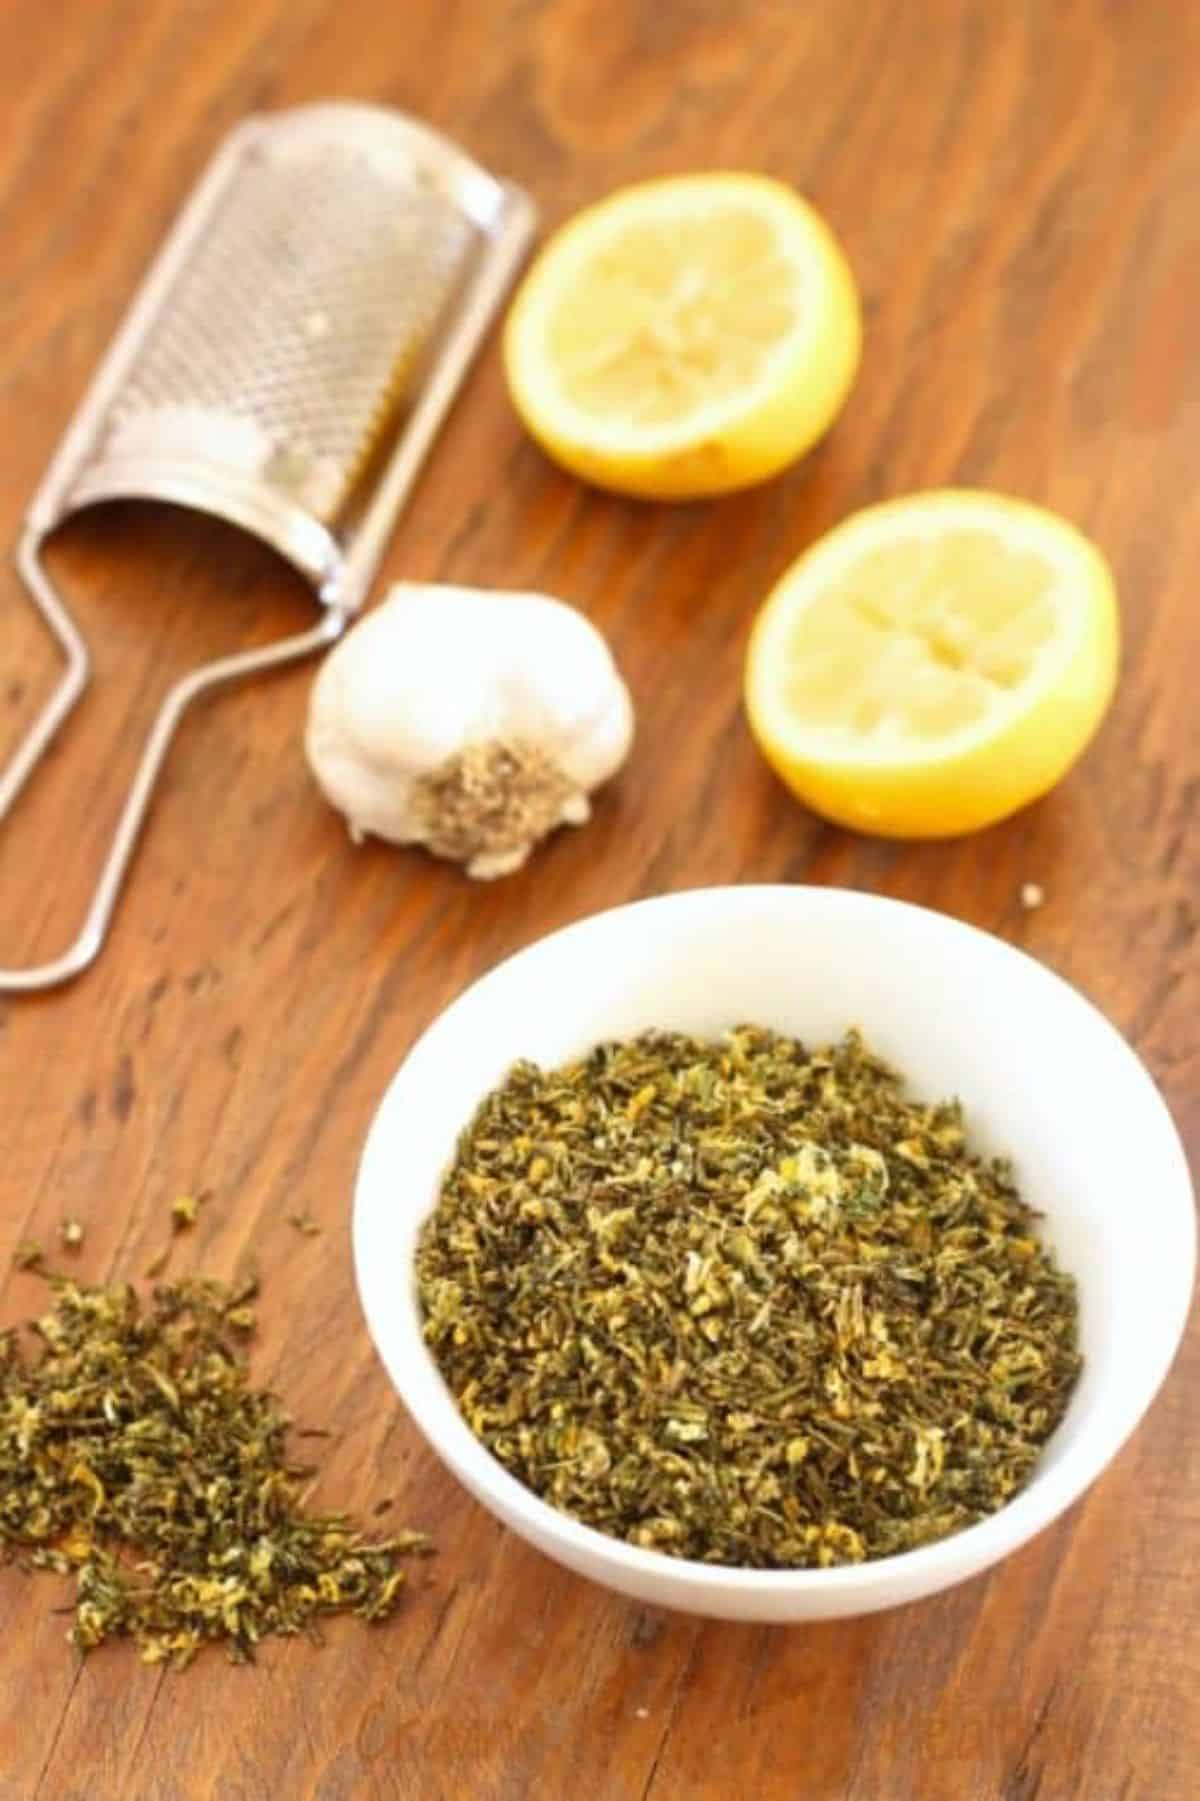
[1,102,536,992]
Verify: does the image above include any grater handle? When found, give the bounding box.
[0,535,347,993]
[0,531,91,825]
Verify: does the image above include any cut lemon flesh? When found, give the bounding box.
[744,491,1119,837]
[504,174,861,499]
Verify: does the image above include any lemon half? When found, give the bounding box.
[503,173,861,500]
[744,490,1119,837]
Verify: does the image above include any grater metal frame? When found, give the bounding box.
[1,103,536,993]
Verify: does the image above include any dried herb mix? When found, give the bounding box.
[0,1267,427,1665]
[418,1028,1081,1568]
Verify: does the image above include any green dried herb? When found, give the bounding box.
[1,1268,428,1665]
[169,1194,204,1232]
[417,1028,1081,1569]
[288,1213,323,1237]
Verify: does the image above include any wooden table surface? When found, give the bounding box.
[1,2,1197,1796]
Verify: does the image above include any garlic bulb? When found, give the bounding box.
[305,584,634,878]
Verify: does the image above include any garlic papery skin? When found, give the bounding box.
[304,583,634,877]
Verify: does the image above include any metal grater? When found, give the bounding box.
[1,102,536,992]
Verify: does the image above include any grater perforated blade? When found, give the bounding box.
[1,102,536,993]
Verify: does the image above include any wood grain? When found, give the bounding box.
[1,1,1197,1795]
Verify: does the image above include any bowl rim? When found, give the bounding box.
[353,883,1197,1595]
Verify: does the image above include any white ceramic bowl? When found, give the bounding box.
[353,886,1195,1622]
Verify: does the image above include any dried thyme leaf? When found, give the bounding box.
[416,1027,1082,1570]
[144,1247,171,1280]
[0,1269,429,1665]
[13,1242,45,1272]
[288,1214,323,1237]
[169,1194,204,1233]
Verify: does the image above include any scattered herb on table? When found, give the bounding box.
[0,1266,428,1665]
[169,1193,204,1232]
[417,1027,1081,1569]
